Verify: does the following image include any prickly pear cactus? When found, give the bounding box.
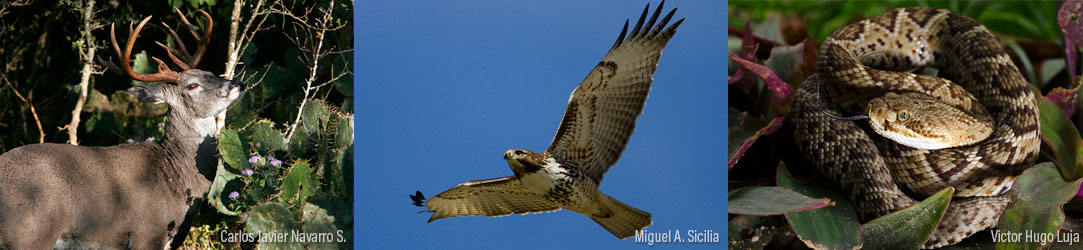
[209,99,353,249]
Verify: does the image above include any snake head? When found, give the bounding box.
[866,92,994,150]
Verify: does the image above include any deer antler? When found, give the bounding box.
[110,16,181,83]
[156,7,213,70]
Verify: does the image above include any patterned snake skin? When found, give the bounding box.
[792,7,1041,248]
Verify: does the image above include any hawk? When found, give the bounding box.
[412,1,683,239]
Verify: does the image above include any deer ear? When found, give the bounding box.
[128,85,166,104]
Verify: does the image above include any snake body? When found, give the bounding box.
[792,7,1040,248]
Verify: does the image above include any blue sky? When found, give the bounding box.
[357,1,725,248]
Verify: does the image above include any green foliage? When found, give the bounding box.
[212,99,353,249]
[219,130,252,171]
[208,160,244,216]
[998,163,1082,249]
[245,202,305,250]
[246,120,286,155]
[183,223,228,250]
[280,161,316,205]
[776,164,862,250]
[729,0,1062,43]
[302,195,353,250]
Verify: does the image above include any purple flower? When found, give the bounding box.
[241,213,248,219]
[228,191,240,199]
[241,169,255,176]
[269,157,283,167]
[145,137,155,142]
[248,155,261,164]
[158,123,166,127]
[126,138,135,143]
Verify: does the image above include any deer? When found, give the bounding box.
[0,8,243,250]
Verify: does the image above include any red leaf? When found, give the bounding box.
[729,54,795,113]
[728,113,785,169]
[1058,0,1083,84]
[1045,86,1080,118]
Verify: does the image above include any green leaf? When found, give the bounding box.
[1037,89,1083,180]
[288,124,313,157]
[1040,58,1066,87]
[207,160,243,216]
[245,202,304,250]
[861,187,953,250]
[997,162,1082,249]
[776,163,862,250]
[334,113,354,149]
[131,51,157,86]
[247,120,286,155]
[280,161,316,205]
[728,186,831,216]
[218,129,251,170]
[301,99,329,133]
[1004,40,1037,86]
[302,195,353,250]
[764,43,807,87]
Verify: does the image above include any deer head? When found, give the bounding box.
[103,7,244,139]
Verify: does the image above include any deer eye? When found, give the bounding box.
[186,83,200,90]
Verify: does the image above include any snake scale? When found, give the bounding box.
[792,7,1041,248]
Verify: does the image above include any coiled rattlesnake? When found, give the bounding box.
[792,7,1040,248]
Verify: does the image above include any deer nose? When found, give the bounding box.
[231,79,246,90]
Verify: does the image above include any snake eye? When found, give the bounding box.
[897,111,910,121]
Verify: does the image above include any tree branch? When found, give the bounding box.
[2,75,43,143]
[66,0,97,145]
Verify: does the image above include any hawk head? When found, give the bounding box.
[504,149,545,177]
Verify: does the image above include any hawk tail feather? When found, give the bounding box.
[590,193,652,239]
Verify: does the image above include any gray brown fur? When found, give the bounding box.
[0,69,243,249]
[793,7,1039,248]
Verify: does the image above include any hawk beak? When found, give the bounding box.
[503,149,515,160]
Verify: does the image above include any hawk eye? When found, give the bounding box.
[897,111,910,121]
[515,150,524,156]
[186,83,200,90]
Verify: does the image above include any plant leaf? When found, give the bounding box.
[1045,86,1080,118]
[302,195,353,250]
[246,120,286,155]
[218,129,250,170]
[1037,88,1083,180]
[861,187,953,250]
[727,112,785,168]
[207,160,243,216]
[777,163,862,250]
[729,54,795,114]
[280,161,316,205]
[728,186,831,216]
[246,202,304,250]
[765,42,806,87]
[997,162,1083,249]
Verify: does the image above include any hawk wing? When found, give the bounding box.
[546,1,683,183]
[423,176,560,222]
